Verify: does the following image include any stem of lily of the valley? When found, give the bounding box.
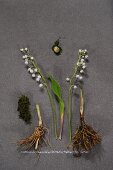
[68,54,82,142]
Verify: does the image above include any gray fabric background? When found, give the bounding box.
[0,0,113,169]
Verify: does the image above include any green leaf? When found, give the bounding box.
[48,75,65,139]
[48,75,64,114]
[48,75,61,97]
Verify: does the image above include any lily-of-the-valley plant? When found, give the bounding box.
[66,49,88,141]
[20,48,65,139]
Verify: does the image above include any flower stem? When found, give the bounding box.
[68,86,72,142]
[67,53,82,142]
[46,87,57,139]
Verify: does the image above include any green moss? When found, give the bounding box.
[17,95,32,124]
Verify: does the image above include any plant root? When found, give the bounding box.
[70,121,101,156]
[18,125,48,151]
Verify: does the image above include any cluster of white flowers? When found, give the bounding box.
[66,49,88,90]
[20,48,44,89]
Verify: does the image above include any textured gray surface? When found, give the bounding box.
[0,0,113,169]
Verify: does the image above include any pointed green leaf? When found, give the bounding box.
[48,75,65,116]
[48,75,65,138]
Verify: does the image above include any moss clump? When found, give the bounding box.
[17,95,32,124]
